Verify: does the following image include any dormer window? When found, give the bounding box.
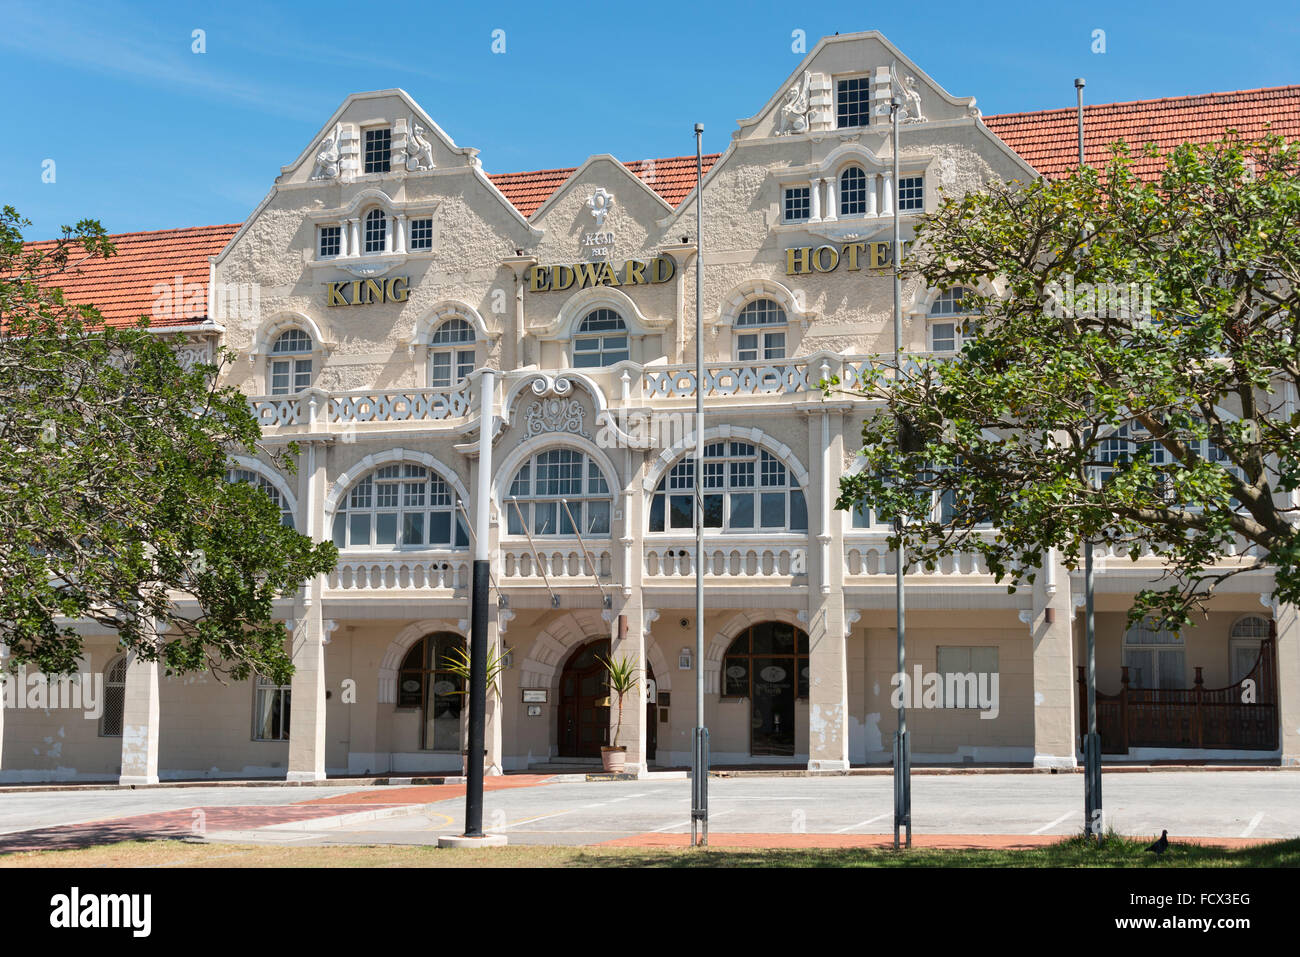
[364,128,391,173]
[836,76,871,129]
[318,225,341,258]
[364,208,387,253]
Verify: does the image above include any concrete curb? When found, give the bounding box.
[260,803,435,832]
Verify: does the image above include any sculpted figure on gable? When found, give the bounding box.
[407,121,435,171]
[311,122,342,181]
[776,71,812,135]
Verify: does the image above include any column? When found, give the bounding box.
[807,408,850,770]
[880,175,894,217]
[486,608,506,775]
[393,213,406,254]
[119,650,161,785]
[0,644,8,773]
[287,594,327,781]
[610,594,648,775]
[338,220,350,257]
[1030,550,1078,769]
[822,177,838,222]
[867,174,879,217]
[1274,602,1300,765]
[348,219,361,259]
[808,179,822,223]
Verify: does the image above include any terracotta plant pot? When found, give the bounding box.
[600,746,627,772]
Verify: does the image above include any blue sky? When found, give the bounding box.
[2,0,1296,239]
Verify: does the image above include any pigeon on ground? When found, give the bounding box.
[1146,830,1169,855]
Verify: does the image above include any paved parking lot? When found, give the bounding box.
[0,770,1294,850]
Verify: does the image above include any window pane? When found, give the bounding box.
[702,494,724,528]
[760,492,786,528]
[429,511,451,545]
[649,494,665,532]
[669,495,693,529]
[332,513,346,547]
[790,490,808,531]
[723,658,749,696]
[533,502,557,535]
[349,513,371,545]
[376,512,399,545]
[586,500,610,535]
[730,493,754,528]
[401,512,423,545]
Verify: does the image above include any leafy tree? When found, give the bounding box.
[835,134,1300,630]
[0,206,336,683]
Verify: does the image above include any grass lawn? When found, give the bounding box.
[1,835,1296,867]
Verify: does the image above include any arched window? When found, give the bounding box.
[332,464,468,549]
[100,655,127,738]
[1230,616,1269,684]
[734,298,787,361]
[397,632,466,750]
[429,318,476,388]
[506,448,612,537]
[573,309,629,367]
[928,287,977,352]
[226,467,293,528]
[1123,618,1185,690]
[649,442,807,532]
[364,208,387,253]
[840,166,869,216]
[269,329,313,395]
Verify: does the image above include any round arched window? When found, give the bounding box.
[506,448,613,536]
[226,467,293,528]
[573,309,629,367]
[269,329,313,395]
[429,318,476,388]
[649,442,806,532]
[332,464,468,549]
[840,166,868,216]
[734,299,787,361]
[397,633,466,750]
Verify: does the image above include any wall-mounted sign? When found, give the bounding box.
[527,705,542,717]
[784,242,908,276]
[522,689,548,703]
[326,276,410,306]
[527,257,675,292]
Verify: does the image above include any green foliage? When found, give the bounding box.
[835,134,1300,629]
[598,653,641,749]
[440,644,510,699]
[0,207,336,684]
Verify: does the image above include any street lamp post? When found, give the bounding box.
[690,122,710,847]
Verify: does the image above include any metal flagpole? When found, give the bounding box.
[691,122,710,847]
[889,69,911,851]
[1076,76,1103,842]
[465,369,494,839]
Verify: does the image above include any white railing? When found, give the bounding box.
[844,536,989,577]
[643,538,806,578]
[248,385,472,428]
[642,361,816,399]
[499,544,613,580]
[328,556,470,591]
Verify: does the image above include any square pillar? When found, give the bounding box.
[119,652,161,785]
[1030,551,1078,769]
[807,408,850,770]
[609,596,648,775]
[1274,602,1300,765]
[287,596,327,781]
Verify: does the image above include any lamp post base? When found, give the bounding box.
[437,833,508,848]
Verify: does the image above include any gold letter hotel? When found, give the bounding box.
[7,32,1300,782]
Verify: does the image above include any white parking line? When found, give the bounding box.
[650,808,737,832]
[499,809,580,830]
[1240,812,1264,838]
[1030,811,1075,835]
[833,812,892,833]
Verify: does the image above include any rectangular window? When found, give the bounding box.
[898,175,924,211]
[784,186,810,222]
[930,322,957,352]
[409,217,434,250]
[837,76,871,129]
[763,332,786,360]
[318,225,341,257]
[737,333,759,362]
[364,128,392,173]
[935,646,999,708]
[253,677,291,741]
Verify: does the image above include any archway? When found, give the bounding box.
[720,622,809,756]
[557,638,656,760]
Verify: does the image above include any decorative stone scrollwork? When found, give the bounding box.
[587,188,614,226]
[311,123,342,181]
[529,373,574,397]
[776,71,812,135]
[524,397,589,439]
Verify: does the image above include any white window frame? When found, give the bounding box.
[269,328,314,395]
[332,464,469,551]
[839,165,869,217]
[363,208,388,254]
[835,74,872,129]
[363,126,392,174]
[427,318,476,388]
[783,185,811,223]
[252,673,291,742]
[649,442,808,534]
[572,309,629,368]
[733,298,788,362]
[506,448,614,538]
[1229,615,1269,684]
[928,286,977,353]
[1123,618,1186,690]
[898,175,925,212]
[318,224,342,258]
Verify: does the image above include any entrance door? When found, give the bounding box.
[751,657,796,755]
[558,639,657,760]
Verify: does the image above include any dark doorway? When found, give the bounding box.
[558,638,656,761]
[720,622,809,756]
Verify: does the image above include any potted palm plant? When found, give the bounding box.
[442,644,509,776]
[597,653,640,773]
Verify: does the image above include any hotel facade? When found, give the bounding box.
[4,31,1300,782]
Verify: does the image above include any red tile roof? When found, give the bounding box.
[488,153,721,216]
[18,87,1298,326]
[18,224,239,329]
[984,85,1300,180]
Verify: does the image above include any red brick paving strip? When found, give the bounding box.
[600,832,1278,850]
[301,774,556,806]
